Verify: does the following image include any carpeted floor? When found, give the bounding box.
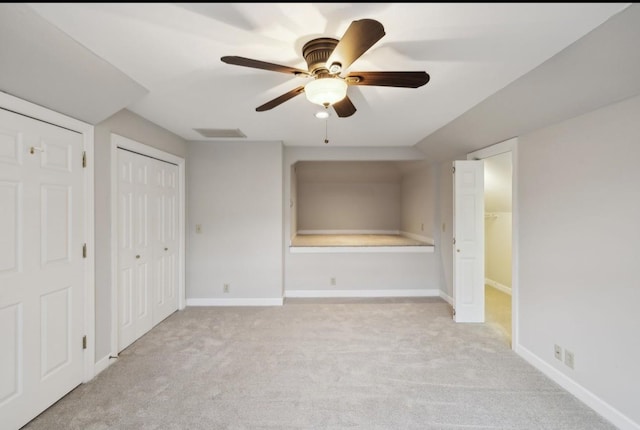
[22,298,615,430]
[485,285,512,346]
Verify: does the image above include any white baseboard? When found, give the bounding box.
[94,354,115,376]
[285,289,441,298]
[186,298,284,306]
[485,278,512,295]
[439,290,453,305]
[516,344,639,430]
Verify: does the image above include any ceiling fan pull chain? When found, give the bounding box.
[324,116,329,144]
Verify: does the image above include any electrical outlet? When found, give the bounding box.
[223,283,230,293]
[554,344,562,360]
[330,277,336,286]
[564,350,575,369]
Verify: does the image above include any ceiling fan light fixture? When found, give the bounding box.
[222,19,428,117]
[304,77,347,107]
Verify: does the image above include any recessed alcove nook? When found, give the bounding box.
[285,156,441,298]
[291,160,435,252]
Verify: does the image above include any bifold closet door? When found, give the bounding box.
[0,108,85,429]
[151,158,179,325]
[117,149,153,351]
[117,149,179,352]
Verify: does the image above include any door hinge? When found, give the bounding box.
[82,335,87,350]
[452,166,455,174]
[82,243,87,258]
[453,237,456,245]
[82,151,87,168]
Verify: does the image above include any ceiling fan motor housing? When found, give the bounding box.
[303,38,339,75]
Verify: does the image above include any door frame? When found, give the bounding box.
[467,137,518,349]
[110,133,186,357]
[0,91,96,382]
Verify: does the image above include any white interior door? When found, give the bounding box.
[453,160,485,322]
[152,159,179,324]
[117,149,153,351]
[0,108,85,429]
[117,149,179,352]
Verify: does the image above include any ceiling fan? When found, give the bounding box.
[221,19,430,118]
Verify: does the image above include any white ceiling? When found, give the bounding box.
[15,3,633,149]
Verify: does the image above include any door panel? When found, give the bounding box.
[40,287,71,378]
[153,159,179,324]
[40,140,71,172]
[133,159,152,338]
[136,261,149,322]
[119,267,133,328]
[117,150,136,350]
[453,160,485,322]
[117,149,152,350]
[0,303,21,405]
[0,181,20,274]
[41,184,71,265]
[0,128,22,164]
[0,108,84,430]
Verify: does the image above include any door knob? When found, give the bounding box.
[456,249,460,253]
[136,255,140,259]
[164,247,168,251]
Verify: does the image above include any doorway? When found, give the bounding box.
[482,152,513,344]
[467,138,517,347]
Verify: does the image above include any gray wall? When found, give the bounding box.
[296,161,402,232]
[94,109,187,362]
[484,213,512,289]
[400,161,437,241]
[517,93,640,425]
[186,141,283,301]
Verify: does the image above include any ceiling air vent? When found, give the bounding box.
[194,128,246,138]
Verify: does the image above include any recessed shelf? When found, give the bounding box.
[290,245,434,254]
[289,233,434,253]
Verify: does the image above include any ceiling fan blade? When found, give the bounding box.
[256,86,305,112]
[221,56,310,76]
[332,96,356,118]
[326,19,385,72]
[346,71,430,88]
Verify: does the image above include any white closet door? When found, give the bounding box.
[117,149,179,352]
[116,149,153,351]
[152,159,179,324]
[0,109,85,429]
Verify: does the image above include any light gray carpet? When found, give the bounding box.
[23,298,616,429]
